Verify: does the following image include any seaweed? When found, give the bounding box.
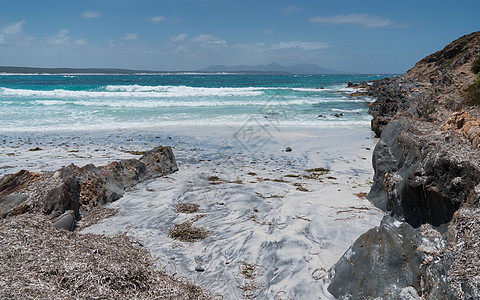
[168,220,209,242]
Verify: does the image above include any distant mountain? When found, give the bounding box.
[198,63,347,74]
[0,66,156,74]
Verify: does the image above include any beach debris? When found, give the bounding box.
[168,220,209,242]
[207,175,221,184]
[312,268,328,281]
[305,167,330,174]
[75,206,118,231]
[356,192,368,199]
[284,174,300,178]
[176,202,200,214]
[237,261,264,298]
[0,213,210,299]
[28,147,42,151]
[238,262,259,279]
[285,147,292,152]
[293,215,311,222]
[293,183,309,192]
[125,150,147,155]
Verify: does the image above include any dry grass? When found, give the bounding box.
[176,202,200,214]
[168,220,209,242]
[75,206,119,231]
[449,208,480,297]
[304,167,329,174]
[0,213,210,299]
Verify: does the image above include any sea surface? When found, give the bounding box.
[0,73,393,131]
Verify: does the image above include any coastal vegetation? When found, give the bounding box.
[463,74,480,107]
[472,56,480,74]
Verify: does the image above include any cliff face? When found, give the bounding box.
[369,32,480,136]
[329,32,480,299]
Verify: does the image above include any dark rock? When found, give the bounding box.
[0,170,36,201]
[285,147,292,152]
[367,120,408,212]
[52,210,76,231]
[0,193,28,218]
[328,216,425,299]
[0,146,178,225]
[43,175,81,219]
[195,265,205,272]
[368,119,480,228]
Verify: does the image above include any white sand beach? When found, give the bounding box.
[1,124,384,298]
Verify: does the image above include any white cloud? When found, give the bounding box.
[45,29,70,46]
[172,33,188,42]
[74,38,87,45]
[121,33,138,40]
[1,20,26,35]
[271,41,330,51]
[262,29,274,35]
[192,34,227,48]
[284,5,303,12]
[150,15,166,23]
[310,13,395,29]
[82,10,102,18]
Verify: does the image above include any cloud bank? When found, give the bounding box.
[310,13,396,29]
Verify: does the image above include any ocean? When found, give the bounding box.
[0,73,392,131]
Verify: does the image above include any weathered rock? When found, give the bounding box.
[328,216,425,299]
[368,119,480,228]
[52,210,76,231]
[43,175,81,219]
[0,193,28,218]
[0,146,178,227]
[0,170,37,201]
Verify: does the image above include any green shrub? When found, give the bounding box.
[463,74,480,107]
[473,57,480,74]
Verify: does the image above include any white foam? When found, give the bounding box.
[0,86,265,99]
[331,108,364,113]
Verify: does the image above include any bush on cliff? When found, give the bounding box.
[463,74,480,107]
[473,57,480,74]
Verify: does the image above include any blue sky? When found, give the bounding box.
[0,0,479,73]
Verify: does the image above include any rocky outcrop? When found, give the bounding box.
[329,31,480,299]
[369,32,480,137]
[0,146,178,230]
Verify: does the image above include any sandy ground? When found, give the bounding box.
[1,124,385,299]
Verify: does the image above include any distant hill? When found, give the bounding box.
[0,64,351,75]
[198,63,348,74]
[0,66,157,74]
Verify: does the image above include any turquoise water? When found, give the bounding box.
[0,73,393,131]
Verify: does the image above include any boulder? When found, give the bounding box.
[328,216,425,299]
[0,146,178,224]
[52,210,76,231]
[0,193,28,218]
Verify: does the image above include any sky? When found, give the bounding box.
[0,0,479,73]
